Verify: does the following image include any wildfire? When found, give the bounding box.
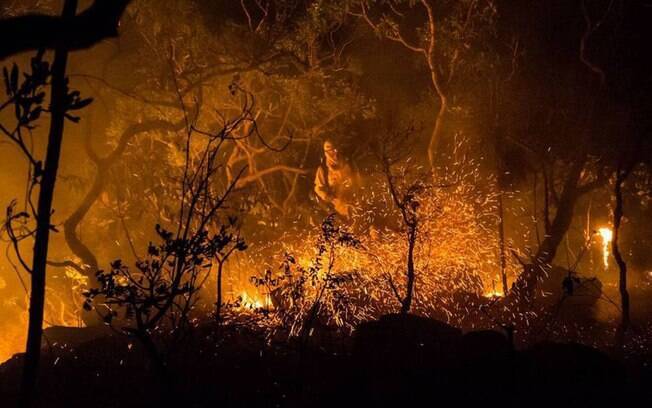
[598,227,613,268]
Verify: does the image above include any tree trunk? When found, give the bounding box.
[401,229,416,314]
[19,2,77,406]
[427,94,447,174]
[613,169,630,348]
[512,155,586,299]
[498,192,508,295]
[63,120,184,288]
[136,331,174,401]
[215,261,224,322]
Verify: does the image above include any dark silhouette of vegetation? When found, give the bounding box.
[83,91,253,388]
[0,0,131,60]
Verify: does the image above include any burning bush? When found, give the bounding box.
[252,215,371,338]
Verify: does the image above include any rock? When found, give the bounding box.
[522,342,626,405]
[353,313,462,367]
[460,329,512,362]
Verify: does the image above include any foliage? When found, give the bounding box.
[83,222,241,330]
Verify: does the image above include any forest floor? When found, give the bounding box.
[1,300,652,408]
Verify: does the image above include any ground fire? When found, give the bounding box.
[1,1,652,407]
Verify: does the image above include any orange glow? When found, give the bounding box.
[598,227,613,268]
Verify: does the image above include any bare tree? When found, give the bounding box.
[0,1,102,404]
[376,125,426,314]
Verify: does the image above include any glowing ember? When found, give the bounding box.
[483,290,504,299]
[598,227,613,268]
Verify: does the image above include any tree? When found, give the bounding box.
[499,0,614,301]
[376,124,426,314]
[611,157,635,348]
[214,219,247,322]
[0,1,98,405]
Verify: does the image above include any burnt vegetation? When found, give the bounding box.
[1,0,652,407]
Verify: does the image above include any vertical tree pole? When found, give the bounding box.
[612,160,634,349]
[19,1,77,406]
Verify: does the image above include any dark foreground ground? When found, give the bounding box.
[1,313,651,408]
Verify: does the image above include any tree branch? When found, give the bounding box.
[0,0,131,60]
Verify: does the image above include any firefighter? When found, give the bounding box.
[313,139,361,218]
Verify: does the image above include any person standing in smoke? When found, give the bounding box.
[313,138,361,218]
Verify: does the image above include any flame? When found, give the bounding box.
[237,291,269,311]
[598,227,613,268]
[483,290,504,298]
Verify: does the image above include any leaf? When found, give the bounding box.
[69,97,93,111]
[28,107,42,122]
[3,67,10,95]
[64,113,80,123]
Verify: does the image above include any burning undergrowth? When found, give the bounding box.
[217,161,511,337]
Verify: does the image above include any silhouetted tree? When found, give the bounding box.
[507,0,613,301]
[377,124,427,314]
[83,88,253,389]
[0,1,101,404]
[214,220,247,322]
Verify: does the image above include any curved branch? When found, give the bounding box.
[63,118,185,281]
[0,0,131,60]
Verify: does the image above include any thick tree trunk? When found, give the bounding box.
[19,2,77,406]
[512,156,586,299]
